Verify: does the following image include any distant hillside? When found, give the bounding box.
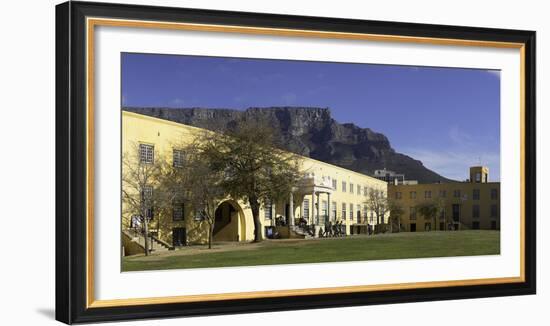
[124,106,454,184]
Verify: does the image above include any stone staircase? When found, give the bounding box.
[123,229,174,254]
[289,225,315,239]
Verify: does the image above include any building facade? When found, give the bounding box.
[388,166,500,232]
[373,168,417,185]
[122,111,388,250]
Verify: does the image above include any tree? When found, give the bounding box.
[418,199,445,230]
[434,197,446,231]
[163,139,225,249]
[122,142,164,256]
[365,188,389,228]
[195,119,304,242]
[387,200,404,232]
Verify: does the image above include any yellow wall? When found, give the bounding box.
[122,111,388,244]
[388,182,500,232]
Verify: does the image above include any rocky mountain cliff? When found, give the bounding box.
[124,107,453,184]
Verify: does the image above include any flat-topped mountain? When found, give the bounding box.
[124,106,453,184]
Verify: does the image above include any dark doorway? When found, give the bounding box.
[472,221,480,230]
[424,223,431,231]
[410,223,416,232]
[440,222,445,231]
[172,227,186,247]
[452,204,460,222]
[491,220,497,230]
[214,202,235,234]
[213,201,241,241]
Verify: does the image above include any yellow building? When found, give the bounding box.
[122,111,388,251]
[388,166,500,232]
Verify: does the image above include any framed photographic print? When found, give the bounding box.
[55,1,536,324]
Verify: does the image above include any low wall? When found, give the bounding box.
[122,232,145,256]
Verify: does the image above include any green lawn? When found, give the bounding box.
[122,230,500,272]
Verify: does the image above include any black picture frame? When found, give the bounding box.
[56,1,536,324]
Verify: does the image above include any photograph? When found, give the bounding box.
[51,1,537,323]
[120,53,501,272]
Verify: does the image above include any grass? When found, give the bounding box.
[122,230,500,272]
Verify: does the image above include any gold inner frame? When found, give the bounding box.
[85,17,527,309]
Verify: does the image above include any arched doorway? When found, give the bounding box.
[213,200,245,242]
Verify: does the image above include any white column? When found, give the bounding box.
[316,192,320,225]
[289,192,294,226]
[300,196,304,221]
[311,191,315,225]
[327,193,331,223]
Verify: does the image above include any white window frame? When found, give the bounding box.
[173,148,184,168]
[139,143,154,164]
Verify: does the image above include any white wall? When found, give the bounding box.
[0,0,546,325]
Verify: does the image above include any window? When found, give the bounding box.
[410,223,416,232]
[332,179,337,190]
[439,190,447,198]
[453,189,461,198]
[331,201,337,220]
[425,191,432,199]
[410,207,416,220]
[173,203,184,221]
[303,199,310,218]
[350,183,354,194]
[490,204,498,218]
[342,203,347,219]
[142,186,153,200]
[410,191,416,199]
[264,200,273,219]
[473,189,480,200]
[342,181,347,192]
[491,188,498,200]
[475,172,481,183]
[321,201,328,219]
[452,204,460,222]
[194,207,206,221]
[349,203,354,220]
[139,144,154,164]
[173,149,184,167]
[145,207,154,220]
[357,185,361,196]
[395,192,402,200]
[472,204,480,218]
[364,186,369,197]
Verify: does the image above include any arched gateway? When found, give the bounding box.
[213,200,246,242]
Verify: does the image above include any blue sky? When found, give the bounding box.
[122,53,500,181]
